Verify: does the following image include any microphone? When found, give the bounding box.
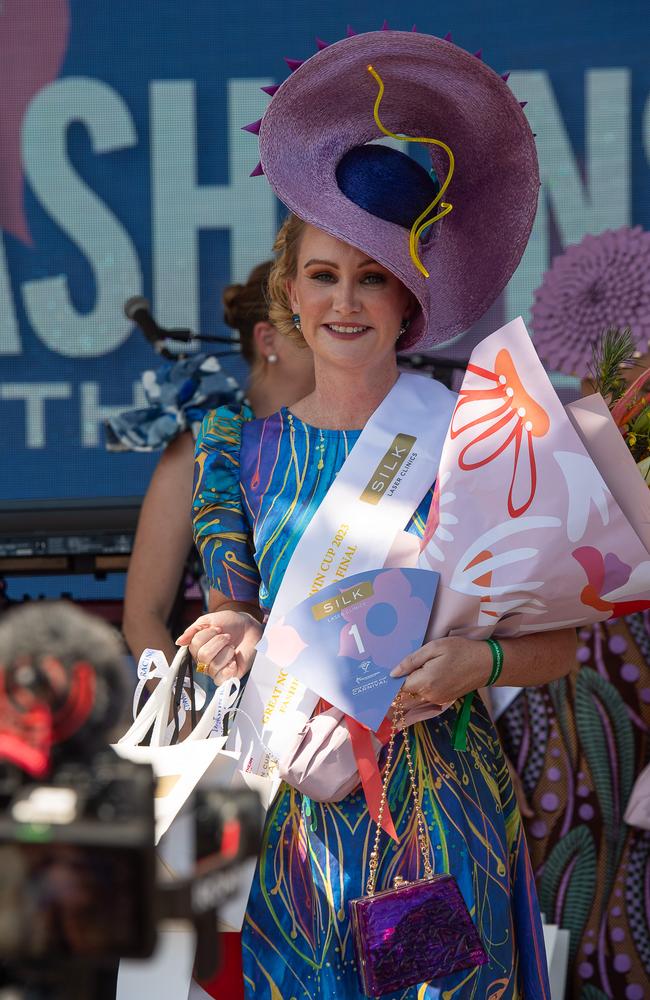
[124,297,240,353]
[124,296,190,354]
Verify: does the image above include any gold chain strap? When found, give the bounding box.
[366,693,434,896]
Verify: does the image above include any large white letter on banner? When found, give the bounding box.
[506,69,630,326]
[21,79,142,358]
[0,382,71,448]
[0,237,20,355]
[150,78,276,332]
[80,381,147,448]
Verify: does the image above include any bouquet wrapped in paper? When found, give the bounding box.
[418,317,650,643]
[277,317,650,806]
[588,325,650,486]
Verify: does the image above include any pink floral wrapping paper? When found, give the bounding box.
[419,317,650,641]
[279,317,650,806]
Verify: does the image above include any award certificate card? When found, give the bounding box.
[258,567,439,731]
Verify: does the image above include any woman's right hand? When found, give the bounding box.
[176,610,263,685]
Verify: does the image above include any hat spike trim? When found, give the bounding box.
[245,29,532,194]
[381,19,390,30]
[367,64,454,279]
[473,49,483,59]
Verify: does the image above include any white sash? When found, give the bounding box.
[232,372,456,777]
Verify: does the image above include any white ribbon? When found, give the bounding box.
[184,676,241,742]
[123,647,207,748]
[232,373,456,777]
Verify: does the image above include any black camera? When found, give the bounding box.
[0,754,157,966]
[0,602,264,1000]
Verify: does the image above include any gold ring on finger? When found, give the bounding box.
[196,661,209,675]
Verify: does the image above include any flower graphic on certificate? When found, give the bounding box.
[257,567,439,731]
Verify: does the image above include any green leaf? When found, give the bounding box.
[574,668,634,902]
[580,987,610,1000]
[574,669,635,830]
[539,825,596,964]
[549,675,576,769]
[589,326,636,403]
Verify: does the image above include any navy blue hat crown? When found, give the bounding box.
[335,144,440,232]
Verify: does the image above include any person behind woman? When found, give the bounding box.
[114,261,314,665]
[178,28,579,998]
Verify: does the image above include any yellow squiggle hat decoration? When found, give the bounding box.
[367,64,455,279]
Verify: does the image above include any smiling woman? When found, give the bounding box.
[282,224,413,427]
[184,219,576,996]
[178,26,576,1000]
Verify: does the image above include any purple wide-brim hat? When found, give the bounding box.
[258,30,540,352]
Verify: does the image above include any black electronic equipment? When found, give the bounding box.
[0,497,141,576]
[397,352,467,390]
[0,601,264,1000]
[0,754,158,964]
[0,762,263,999]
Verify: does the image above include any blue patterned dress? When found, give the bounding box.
[193,404,551,1000]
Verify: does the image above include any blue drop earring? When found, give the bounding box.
[292,313,302,332]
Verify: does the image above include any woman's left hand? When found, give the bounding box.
[176,609,262,685]
[391,637,492,705]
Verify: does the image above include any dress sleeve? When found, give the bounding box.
[192,404,261,602]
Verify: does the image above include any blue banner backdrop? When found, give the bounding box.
[1,0,648,505]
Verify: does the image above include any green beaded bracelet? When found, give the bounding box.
[485,638,504,686]
[451,638,505,752]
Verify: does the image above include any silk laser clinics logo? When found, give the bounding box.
[360,434,417,505]
[311,580,373,621]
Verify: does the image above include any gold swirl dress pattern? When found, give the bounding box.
[193,404,550,999]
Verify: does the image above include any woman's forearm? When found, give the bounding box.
[393,628,577,705]
[123,432,195,663]
[207,588,264,622]
[122,608,177,665]
[492,627,577,687]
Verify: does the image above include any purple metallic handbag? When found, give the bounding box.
[349,697,488,997]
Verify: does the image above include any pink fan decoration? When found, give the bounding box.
[0,0,70,245]
[531,226,650,377]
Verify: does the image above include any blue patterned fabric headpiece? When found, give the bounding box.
[104,353,243,452]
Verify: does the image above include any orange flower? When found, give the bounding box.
[450,349,550,518]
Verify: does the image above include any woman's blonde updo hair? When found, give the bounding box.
[268,214,308,345]
[222,260,273,365]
